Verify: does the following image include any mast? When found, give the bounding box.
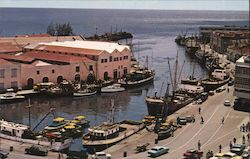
[173,52,179,92]
[145,55,149,69]
[168,58,173,93]
[109,99,115,124]
[26,98,32,129]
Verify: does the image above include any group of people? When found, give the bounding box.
[240,122,250,132]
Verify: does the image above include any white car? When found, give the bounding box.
[224,100,231,106]
[148,146,169,157]
[92,152,111,159]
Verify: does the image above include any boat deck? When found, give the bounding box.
[83,123,145,146]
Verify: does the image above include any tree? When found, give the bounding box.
[47,22,74,36]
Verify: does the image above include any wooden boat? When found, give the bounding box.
[0,90,25,104]
[72,115,90,127]
[44,117,68,132]
[73,89,97,97]
[101,84,125,93]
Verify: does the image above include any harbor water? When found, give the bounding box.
[0,8,248,131]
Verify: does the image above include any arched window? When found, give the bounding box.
[57,76,63,84]
[104,72,109,81]
[42,77,49,83]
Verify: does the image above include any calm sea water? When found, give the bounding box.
[0,8,248,131]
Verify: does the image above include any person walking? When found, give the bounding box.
[200,116,204,124]
[221,116,225,124]
[198,140,201,150]
[243,135,246,144]
[247,133,250,142]
[219,144,222,153]
[198,107,201,114]
[233,137,236,144]
[229,141,232,149]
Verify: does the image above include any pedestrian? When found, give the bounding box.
[243,124,245,132]
[227,88,229,92]
[200,116,204,124]
[219,144,222,153]
[233,137,236,144]
[229,141,232,149]
[243,135,246,144]
[247,133,250,142]
[221,116,225,124]
[240,125,242,132]
[198,107,201,114]
[198,140,201,150]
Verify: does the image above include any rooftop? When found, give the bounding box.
[39,40,130,53]
[0,42,22,53]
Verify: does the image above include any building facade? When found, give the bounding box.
[234,56,250,102]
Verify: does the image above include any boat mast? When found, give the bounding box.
[145,55,149,69]
[168,58,173,94]
[109,99,115,124]
[173,52,179,92]
[26,98,32,129]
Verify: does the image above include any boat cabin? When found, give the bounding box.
[88,123,120,140]
[0,119,29,138]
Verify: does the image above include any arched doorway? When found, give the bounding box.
[75,74,80,82]
[87,73,96,84]
[27,78,34,89]
[103,72,109,81]
[42,77,49,83]
[113,70,118,79]
[57,76,63,84]
[123,67,128,75]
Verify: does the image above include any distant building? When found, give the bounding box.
[227,43,250,62]
[234,56,250,102]
[0,58,21,92]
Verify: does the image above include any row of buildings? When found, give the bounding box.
[0,35,132,91]
[200,26,249,62]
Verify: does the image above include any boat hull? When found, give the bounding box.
[119,75,154,88]
[73,91,97,97]
[201,77,230,92]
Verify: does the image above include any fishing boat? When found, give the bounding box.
[0,89,25,104]
[72,115,90,127]
[201,69,230,92]
[44,117,68,132]
[73,89,97,97]
[145,53,193,117]
[101,84,125,93]
[82,100,144,153]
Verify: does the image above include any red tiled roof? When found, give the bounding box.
[16,34,51,37]
[0,53,34,63]
[0,58,13,65]
[24,51,95,63]
[34,45,102,56]
[0,42,22,53]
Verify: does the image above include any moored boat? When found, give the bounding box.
[73,89,97,97]
[101,84,125,93]
[44,117,68,132]
[73,115,90,127]
[0,89,25,104]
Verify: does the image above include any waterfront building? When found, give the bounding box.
[234,56,250,105]
[0,58,21,92]
[24,40,131,80]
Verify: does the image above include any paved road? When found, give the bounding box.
[107,85,249,159]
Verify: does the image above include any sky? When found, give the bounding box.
[0,0,249,11]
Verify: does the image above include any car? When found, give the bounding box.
[228,80,234,86]
[185,115,195,123]
[0,150,9,159]
[177,117,187,125]
[183,149,203,158]
[216,86,226,93]
[25,145,48,156]
[224,100,231,106]
[91,152,111,159]
[208,90,215,96]
[148,146,169,157]
[230,144,245,156]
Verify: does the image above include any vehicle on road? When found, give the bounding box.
[224,100,231,106]
[185,115,195,123]
[148,146,169,157]
[0,150,9,159]
[183,149,203,159]
[25,145,48,156]
[230,144,245,156]
[177,117,187,125]
[135,143,150,152]
[91,152,111,159]
[216,86,226,93]
[208,90,215,96]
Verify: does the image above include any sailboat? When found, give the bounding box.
[145,53,193,117]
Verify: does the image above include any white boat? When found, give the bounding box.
[0,119,29,138]
[73,89,97,97]
[101,84,125,93]
[51,138,72,151]
[0,92,25,104]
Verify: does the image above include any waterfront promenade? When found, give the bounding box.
[106,84,249,158]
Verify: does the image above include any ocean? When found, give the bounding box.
[0,8,248,130]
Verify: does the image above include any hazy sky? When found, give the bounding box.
[0,0,249,11]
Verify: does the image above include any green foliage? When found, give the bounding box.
[47,22,74,36]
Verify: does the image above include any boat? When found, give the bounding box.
[101,84,125,93]
[0,119,30,138]
[46,81,74,97]
[157,123,173,140]
[73,89,97,97]
[201,69,230,92]
[119,68,155,88]
[0,89,25,104]
[82,100,144,153]
[145,53,193,117]
[44,117,68,132]
[72,115,90,127]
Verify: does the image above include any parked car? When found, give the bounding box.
[0,150,9,159]
[228,80,234,86]
[208,90,215,96]
[183,149,203,159]
[230,144,245,156]
[91,152,111,159]
[177,117,187,125]
[148,146,169,157]
[216,86,226,93]
[185,115,195,123]
[224,100,231,106]
[25,145,48,156]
